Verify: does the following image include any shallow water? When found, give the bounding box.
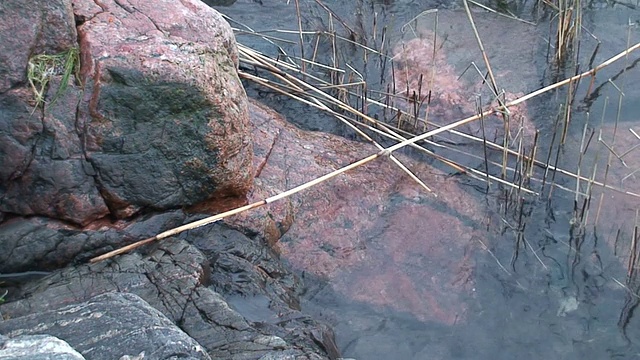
[215,1,640,358]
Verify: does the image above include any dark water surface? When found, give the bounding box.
[215,1,640,358]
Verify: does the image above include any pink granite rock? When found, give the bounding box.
[0,0,109,225]
[392,33,536,149]
[228,99,484,324]
[0,0,253,224]
[75,0,253,218]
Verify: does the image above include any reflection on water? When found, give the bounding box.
[215,1,640,358]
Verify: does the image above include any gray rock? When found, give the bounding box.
[0,211,186,273]
[257,350,326,360]
[201,0,239,6]
[0,293,209,360]
[0,334,85,360]
[0,236,333,359]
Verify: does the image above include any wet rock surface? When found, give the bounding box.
[0,293,210,360]
[0,211,185,273]
[0,234,333,359]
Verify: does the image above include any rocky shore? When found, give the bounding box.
[0,1,537,357]
[3,0,636,359]
[0,0,335,358]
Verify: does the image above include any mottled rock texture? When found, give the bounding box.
[0,234,334,359]
[0,293,210,360]
[392,32,536,150]
[228,100,481,324]
[0,0,253,225]
[0,334,85,360]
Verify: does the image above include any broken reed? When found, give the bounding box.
[538,0,583,68]
[555,0,582,67]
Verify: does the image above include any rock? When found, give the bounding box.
[391,32,536,150]
[0,334,85,360]
[201,0,239,6]
[0,235,333,359]
[0,293,210,360]
[0,1,333,358]
[75,0,253,218]
[0,0,77,93]
[0,0,109,225]
[0,0,253,225]
[227,99,481,324]
[0,211,186,273]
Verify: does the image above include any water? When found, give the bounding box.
[214,1,640,358]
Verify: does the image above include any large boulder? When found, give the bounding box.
[0,0,253,225]
[74,0,253,219]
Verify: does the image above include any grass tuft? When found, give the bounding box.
[27,47,80,110]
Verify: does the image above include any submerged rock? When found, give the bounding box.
[228,99,483,324]
[391,32,537,150]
